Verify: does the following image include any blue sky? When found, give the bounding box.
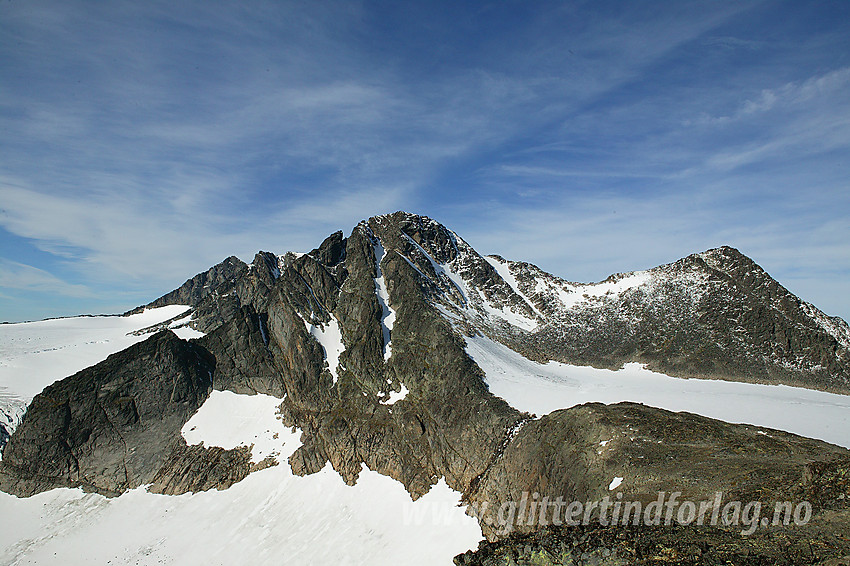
[1,0,849,323]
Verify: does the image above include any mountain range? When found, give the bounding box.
[2,211,849,565]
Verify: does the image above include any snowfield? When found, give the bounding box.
[0,306,198,446]
[374,242,397,360]
[0,391,481,566]
[0,305,194,402]
[181,391,286,464]
[466,334,850,449]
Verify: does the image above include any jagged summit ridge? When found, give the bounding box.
[138,211,849,395]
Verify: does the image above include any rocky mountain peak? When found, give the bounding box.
[3,211,850,561]
[130,212,849,395]
[365,211,461,264]
[312,230,347,267]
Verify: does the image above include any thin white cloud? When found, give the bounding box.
[686,66,850,127]
[0,259,94,298]
[0,177,410,289]
[446,180,850,320]
[702,35,765,50]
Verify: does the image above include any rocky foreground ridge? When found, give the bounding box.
[2,212,849,563]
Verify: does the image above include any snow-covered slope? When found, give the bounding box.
[0,306,196,445]
[466,334,850,448]
[303,314,345,384]
[0,306,195,402]
[0,392,481,566]
[397,230,540,333]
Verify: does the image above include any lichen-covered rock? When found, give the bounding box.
[454,521,850,565]
[469,402,850,539]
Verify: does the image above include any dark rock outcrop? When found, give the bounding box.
[454,520,850,566]
[470,402,850,539]
[267,219,520,497]
[147,441,253,495]
[199,305,285,397]
[0,331,216,496]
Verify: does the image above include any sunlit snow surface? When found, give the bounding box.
[379,384,409,406]
[304,315,345,383]
[0,305,194,402]
[0,392,481,565]
[402,234,539,332]
[4,299,850,564]
[466,334,850,448]
[167,312,206,340]
[182,391,285,463]
[374,242,397,360]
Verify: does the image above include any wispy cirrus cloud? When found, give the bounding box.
[1,0,848,322]
[685,66,850,127]
[447,181,850,317]
[0,259,93,299]
[0,177,409,285]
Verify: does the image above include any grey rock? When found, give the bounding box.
[470,401,850,539]
[0,330,215,496]
[497,246,850,393]
[199,305,284,397]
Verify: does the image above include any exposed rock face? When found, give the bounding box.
[264,219,518,497]
[133,256,250,334]
[2,211,849,561]
[0,331,220,496]
[498,247,850,392]
[136,215,521,498]
[147,442,253,495]
[199,305,284,396]
[470,402,850,539]
[454,520,850,566]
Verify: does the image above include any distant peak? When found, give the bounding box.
[699,245,745,258]
[366,211,442,230]
[695,245,759,273]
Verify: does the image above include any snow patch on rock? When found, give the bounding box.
[168,312,206,340]
[374,242,397,361]
[182,391,290,465]
[304,315,345,383]
[380,384,409,406]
